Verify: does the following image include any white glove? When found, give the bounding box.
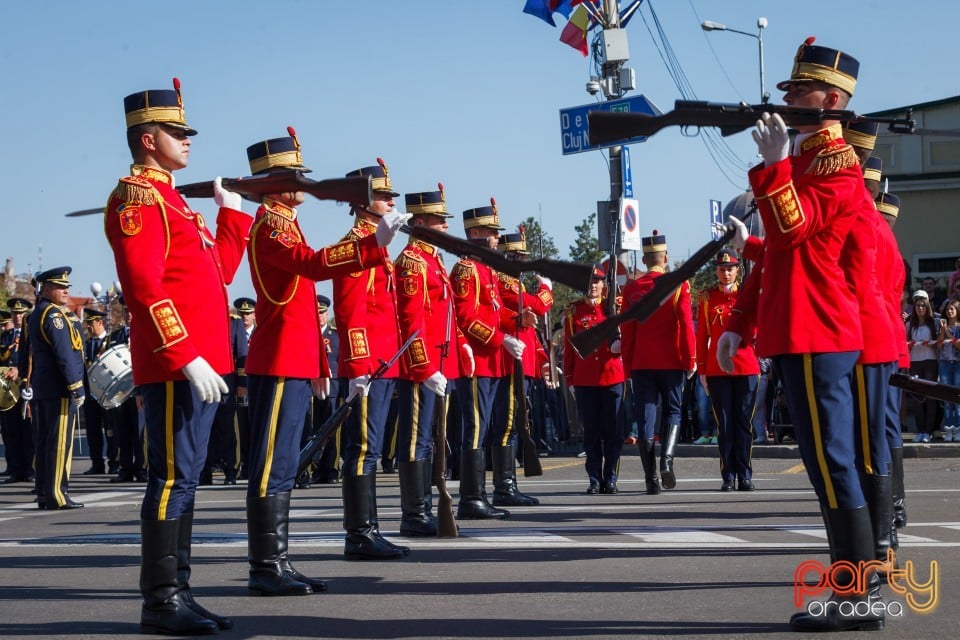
[71,395,85,408]
[502,334,525,360]
[537,275,553,291]
[376,209,412,247]
[347,375,371,401]
[182,356,229,404]
[723,215,749,251]
[20,386,33,402]
[609,339,622,355]
[213,176,242,211]
[568,385,576,397]
[716,331,742,375]
[462,343,475,377]
[424,371,447,397]
[752,112,790,166]
[686,363,697,380]
[311,377,330,400]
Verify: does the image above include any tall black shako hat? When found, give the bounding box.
[463,197,505,232]
[36,266,72,288]
[405,184,452,218]
[641,230,667,254]
[875,192,901,219]
[863,156,882,184]
[776,37,859,96]
[844,120,879,151]
[247,126,310,175]
[124,77,197,136]
[499,226,528,254]
[346,158,399,198]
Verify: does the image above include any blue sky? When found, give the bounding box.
[2,1,954,303]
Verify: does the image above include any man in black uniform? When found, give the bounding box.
[82,308,113,475]
[108,298,145,483]
[23,267,85,509]
[234,297,255,480]
[311,294,342,484]
[1,297,35,483]
[201,304,247,485]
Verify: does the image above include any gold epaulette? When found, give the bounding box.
[113,176,158,206]
[260,199,298,233]
[807,144,858,176]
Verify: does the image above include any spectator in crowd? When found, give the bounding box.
[922,277,946,315]
[948,258,960,300]
[938,300,960,442]
[906,290,939,442]
[938,279,960,317]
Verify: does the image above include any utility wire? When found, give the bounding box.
[687,0,748,101]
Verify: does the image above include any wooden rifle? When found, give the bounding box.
[889,373,960,405]
[513,274,543,477]
[65,170,372,218]
[297,329,418,477]
[433,301,458,538]
[569,209,755,358]
[587,100,960,146]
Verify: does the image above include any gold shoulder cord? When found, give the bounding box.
[251,217,299,306]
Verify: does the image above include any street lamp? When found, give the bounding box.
[702,17,769,104]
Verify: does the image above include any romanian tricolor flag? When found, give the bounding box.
[559,4,591,56]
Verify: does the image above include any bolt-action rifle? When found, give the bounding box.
[889,373,960,405]
[433,302,458,538]
[587,100,960,146]
[297,329,418,478]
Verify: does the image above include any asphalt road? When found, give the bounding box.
[0,446,957,640]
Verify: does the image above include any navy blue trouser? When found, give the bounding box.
[853,362,894,476]
[631,369,685,440]
[35,398,78,507]
[141,381,218,520]
[884,375,904,449]
[341,378,395,476]
[246,375,312,498]
[575,384,623,486]
[455,376,499,451]
[707,374,759,483]
[397,379,439,462]
[773,352,865,509]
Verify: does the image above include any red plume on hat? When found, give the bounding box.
[287,125,301,152]
[173,77,183,108]
[438,182,445,201]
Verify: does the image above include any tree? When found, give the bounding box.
[515,216,564,336]
[568,212,604,265]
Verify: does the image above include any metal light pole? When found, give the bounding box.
[701,17,769,104]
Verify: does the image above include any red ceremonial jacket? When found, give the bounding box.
[696,284,760,377]
[394,239,467,382]
[451,259,513,377]
[104,164,252,385]
[875,216,909,368]
[497,274,553,378]
[245,198,384,379]
[563,298,625,387]
[331,218,402,380]
[620,268,696,372]
[731,125,864,357]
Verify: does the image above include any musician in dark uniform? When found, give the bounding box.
[234,296,255,480]
[718,39,883,631]
[105,79,250,634]
[242,129,405,591]
[451,195,526,519]
[1,297,34,484]
[620,231,696,494]
[107,298,144,483]
[24,267,85,509]
[81,308,113,475]
[311,294,342,484]
[563,264,626,494]
[695,249,759,492]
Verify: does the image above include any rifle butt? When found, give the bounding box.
[568,316,618,358]
[305,175,372,206]
[587,110,659,145]
[529,259,595,293]
[522,440,543,477]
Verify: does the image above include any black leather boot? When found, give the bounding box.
[342,473,406,560]
[399,460,438,537]
[273,491,327,592]
[659,424,680,489]
[368,474,410,555]
[861,474,897,577]
[790,506,884,632]
[457,449,509,520]
[422,456,437,529]
[177,512,233,629]
[891,447,907,529]
[639,438,660,495]
[246,494,312,596]
[492,444,539,506]
[140,518,219,635]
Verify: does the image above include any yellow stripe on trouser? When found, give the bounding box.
[501,375,515,446]
[804,354,837,509]
[854,365,873,475]
[353,395,369,476]
[157,382,176,520]
[470,377,481,449]
[52,398,69,506]
[259,378,286,497]
[407,384,420,462]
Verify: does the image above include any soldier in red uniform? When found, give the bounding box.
[332,159,413,554]
[717,39,883,632]
[495,228,551,505]
[695,249,759,492]
[105,79,250,635]
[395,185,470,535]
[620,232,696,495]
[242,129,407,592]
[451,197,525,519]
[564,265,626,494]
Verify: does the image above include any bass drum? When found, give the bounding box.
[87,344,134,409]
